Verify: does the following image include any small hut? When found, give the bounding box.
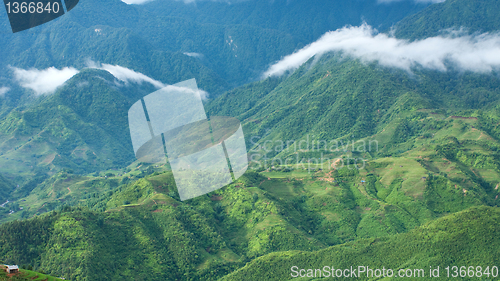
[7,265,19,274]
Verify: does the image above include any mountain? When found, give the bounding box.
[206,55,500,156]
[0,69,149,198]
[139,0,430,42]
[1,0,500,280]
[395,0,500,39]
[0,0,430,92]
[0,0,437,205]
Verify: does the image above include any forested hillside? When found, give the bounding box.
[0,0,429,90]
[1,0,500,280]
[395,0,500,39]
[0,166,497,280]
[222,206,500,280]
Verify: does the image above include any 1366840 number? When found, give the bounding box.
[5,2,60,14]
[445,266,499,278]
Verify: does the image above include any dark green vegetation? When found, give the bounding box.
[222,206,500,280]
[0,163,498,280]
[1,0,500,280]
[0,69,152,203]
[395,0,500,40]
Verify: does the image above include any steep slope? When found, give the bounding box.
[0,69,146,194]
[221,206,500,281]
[0,0,430,91]
[395,0,500,39]
[206,56,500,155]
[140,0,430,43]
[0,174,14,203]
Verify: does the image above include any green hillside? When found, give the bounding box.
[0,70,132,171]
[0,174,14,203]
[0,163,497,280]
[0,267,62,281]
[221,205,500,281]
[0,0,500,280]
[0,68,159,200]
[206,56,500,159]
[395,0,500,39]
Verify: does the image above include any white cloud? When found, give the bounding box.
[12,67,79,95]
[121,0,153,4]
[264,24,500,77]
[11,62,209,99]
[87,61,166,88]
[183,52,204,59]
[164,85,209,100]
[0,87,10,96]
[87,61,209,100]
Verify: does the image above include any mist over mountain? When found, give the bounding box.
[0,0,430,91]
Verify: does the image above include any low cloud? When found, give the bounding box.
[0,87,10,96]
[12,66,79,95]
[87,61,166,88]
[121,0,153,4]
[164,85,209,100]
[264,24,500,77]
[183,52,204,59]
[11,62,208,99]
[87,61,209,99]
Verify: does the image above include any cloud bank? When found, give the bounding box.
[0,87,10,96]
[183,52,205,59]
[264,24,500,77]
[12,66,79,95]
[11,62,208,99]
[87,61,210,99]
[87,61,166,88]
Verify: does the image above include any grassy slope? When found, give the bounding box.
[0,147,497,280]
[0,267,62,281]
[221,205,500,281]
[0,69,148,195]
